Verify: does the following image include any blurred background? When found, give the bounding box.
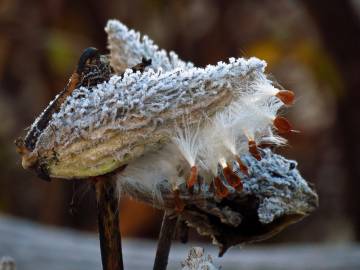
[1,0,360,267]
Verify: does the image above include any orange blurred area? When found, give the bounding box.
[120,199,163,238]
[0,0,360,243]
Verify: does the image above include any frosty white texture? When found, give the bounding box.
[241,149,317,224]
[37,57,266,155]
[23,20,293,184]
[106,20,194,73]
[181,247,219,270]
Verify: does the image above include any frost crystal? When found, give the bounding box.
[242,148,317,224]
[106,20,194,73]
[37,57,266,157]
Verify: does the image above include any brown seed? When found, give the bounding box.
[273,116,293,133]
[214,176,230,198]
[235,156,249,176]
[223,166,243,191]
[186,166,198,189]
[276,90,295,105]
[248,140,261,161]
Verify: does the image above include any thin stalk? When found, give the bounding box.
[153,211,178,270]
[94,176,124,270]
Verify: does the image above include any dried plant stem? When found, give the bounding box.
[177,218,189,244]
[94,176,124,270]
[153,211,178,270]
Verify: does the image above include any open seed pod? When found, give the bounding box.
[119,148,318,256]
[16,20,318,254]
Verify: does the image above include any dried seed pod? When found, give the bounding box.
[16,19,318,259]
[105,20,193,73]
[17,56,267,179]
[119,149,318,256]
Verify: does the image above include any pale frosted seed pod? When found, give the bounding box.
[18,57,268,179]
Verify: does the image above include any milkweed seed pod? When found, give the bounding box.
[16,20,318,254]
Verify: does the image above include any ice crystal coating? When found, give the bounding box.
[106,19,194,73]
[181,247,219,270]
[31,57,272,178]
[46,56,265,148]
[241,149,317,224]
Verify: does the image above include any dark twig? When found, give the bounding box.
[153,211,178,270]
[94,176,124,270]
[177,218,189,244]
